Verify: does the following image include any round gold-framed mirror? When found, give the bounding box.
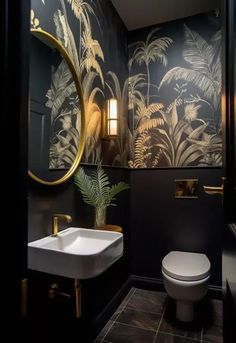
[28,29,85,185]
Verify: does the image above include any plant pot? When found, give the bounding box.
[94,207,106,229]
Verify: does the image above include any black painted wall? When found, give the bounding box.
[223,225,236,343]
[130,168,223,287]
[28,166,130,342]
[4,0,30,339]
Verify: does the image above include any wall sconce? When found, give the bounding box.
[102,98,118,139]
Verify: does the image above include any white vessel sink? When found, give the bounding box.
[28,227,123,279]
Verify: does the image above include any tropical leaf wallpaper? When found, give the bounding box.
[31,1,221,168]
[128,11,222,167]
[31,0,129,167]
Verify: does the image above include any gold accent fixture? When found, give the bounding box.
[102,98,118,139]
[175,179,198,198]
[21,278,28,319]
[101,224,123,233]
[52,213,72,236]
[75,279,81,318]
[203,177,225,195]
[48,280,81,318]
[48,283,71,299]
[28,29,86,186]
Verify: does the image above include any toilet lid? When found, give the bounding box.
[162,251,211,281]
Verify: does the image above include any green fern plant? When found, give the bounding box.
[74,164,129,228]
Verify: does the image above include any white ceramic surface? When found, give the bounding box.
[162,251,211,281]
[162,251,211,322]
[28,227,123,279]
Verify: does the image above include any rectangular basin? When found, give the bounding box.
[28,227,123,279]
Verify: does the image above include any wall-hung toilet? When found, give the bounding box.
[162,251,211,322]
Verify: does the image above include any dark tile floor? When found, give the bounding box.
[94,288,222,343]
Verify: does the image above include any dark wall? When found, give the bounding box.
[28,166,130,341]
[4,0,30,339]
[130,168,223,287]
[223,225,236,343]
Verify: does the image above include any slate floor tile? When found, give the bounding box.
[104,322,156,343]
[159,299,202,341]
[95,320,114,341]
[94,288,222,343]
[126,288,168,314]
[116,307,162,331]
[154,332,202,343]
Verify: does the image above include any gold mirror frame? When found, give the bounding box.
[28,29,85,185]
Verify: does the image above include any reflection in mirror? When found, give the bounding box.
[29,30,85,185]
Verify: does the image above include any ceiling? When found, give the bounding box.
[111,0,220,31]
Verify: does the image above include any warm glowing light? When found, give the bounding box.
[108,120,117,135]
[107,99,118,119]
[103,98,118,138]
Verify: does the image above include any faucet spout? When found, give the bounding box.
[52,214,72,236]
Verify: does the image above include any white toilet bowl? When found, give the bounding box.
[162,251,211,322]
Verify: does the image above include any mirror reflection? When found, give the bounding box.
[29,30,85,185]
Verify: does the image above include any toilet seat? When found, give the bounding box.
[162,251,211,281]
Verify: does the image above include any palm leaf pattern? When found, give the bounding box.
[159,25,221,112]
[129,28,173,105]
[45,60,76,123]
[131,131,152,168]
[81,27,104,85]
[128,74,146,110]
[45,1,106,165]
[137,118,164,134]
[33,1,222,168]
[65,0,98,62]
[55,7,80,73]
[129,18,222,167]
[66,0,96,26]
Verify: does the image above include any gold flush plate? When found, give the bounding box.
[175,179,198,198]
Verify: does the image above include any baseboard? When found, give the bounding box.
[90,276,132,340]
[131,275,222,299]
[131,275,165,292]
[208,284,222,300]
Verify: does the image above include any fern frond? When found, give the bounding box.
[136,101,163,121]
[90,164,110,207]
[74,164,129,208]
[74,167,97,206]
[133,132,152,167]
[137,118,164,134]
[109,182,130,203]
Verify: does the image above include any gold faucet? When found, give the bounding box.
[52,214,72,236]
